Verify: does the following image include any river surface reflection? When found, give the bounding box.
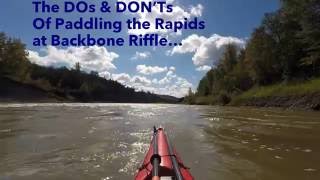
[0,104,319,180]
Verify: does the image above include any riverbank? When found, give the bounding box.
[0,77,181,103]
[231,79,320,110]
[189,79,320,111]
[0,77,65,102]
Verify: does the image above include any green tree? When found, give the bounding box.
[184,88,195,104]
[299,0,320,74]
[280,0,320,76]
[245,27,281,85]
[75,62,81,72]
[230,50,253,92]
[197,77,210,96]
[0,32,6,62]
[220,44,238,72]
[90,71,99,77]
[0,33,29,79]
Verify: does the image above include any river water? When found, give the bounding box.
[0,104,319,180]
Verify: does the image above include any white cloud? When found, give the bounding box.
[131,51,152,60]
[131,75,152,86]
[196,65,211,72]
[119,0,204,36]
[170,34,206,54]
[112,73,131,84]
[190,4,204,17]
[136,65,168,75]
[169,66,176,71]
[170,34,246,67]
[99,71,112,79]
[112,70,192,97]
[28,46,119,76]
[165,50,172,56]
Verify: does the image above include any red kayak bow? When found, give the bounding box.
[135,127,194,180]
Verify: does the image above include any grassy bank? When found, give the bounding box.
[232,78,320,104]
[189,78,320,110]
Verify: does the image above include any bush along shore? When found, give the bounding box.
[185,0,320,111]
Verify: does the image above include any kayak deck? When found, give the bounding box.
[135,128,193,180]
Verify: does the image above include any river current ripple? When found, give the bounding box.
[0,104,319,180]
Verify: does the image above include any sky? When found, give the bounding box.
[0,0,279,97]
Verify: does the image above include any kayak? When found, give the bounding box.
[135,127,194,180]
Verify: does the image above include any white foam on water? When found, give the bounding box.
[304,168,317,172]
[118,141,149,175]
[0,129,11,133]
[7,167,46,177]
[274,156,283,159]
[114,117,125,121]
[118,142,129,149]
[101,177,113,180]
[117,129,150,175]
[128,110,156,118]
[302,149,312,153]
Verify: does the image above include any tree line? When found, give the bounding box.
[186,0,320,104]
[0,32,178,103]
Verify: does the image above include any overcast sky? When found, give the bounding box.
[0,0,279,97]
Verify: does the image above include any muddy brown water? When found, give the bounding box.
[0,104,319,180]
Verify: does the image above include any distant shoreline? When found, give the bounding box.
[2,76,319,111]
[0,77,181,104]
